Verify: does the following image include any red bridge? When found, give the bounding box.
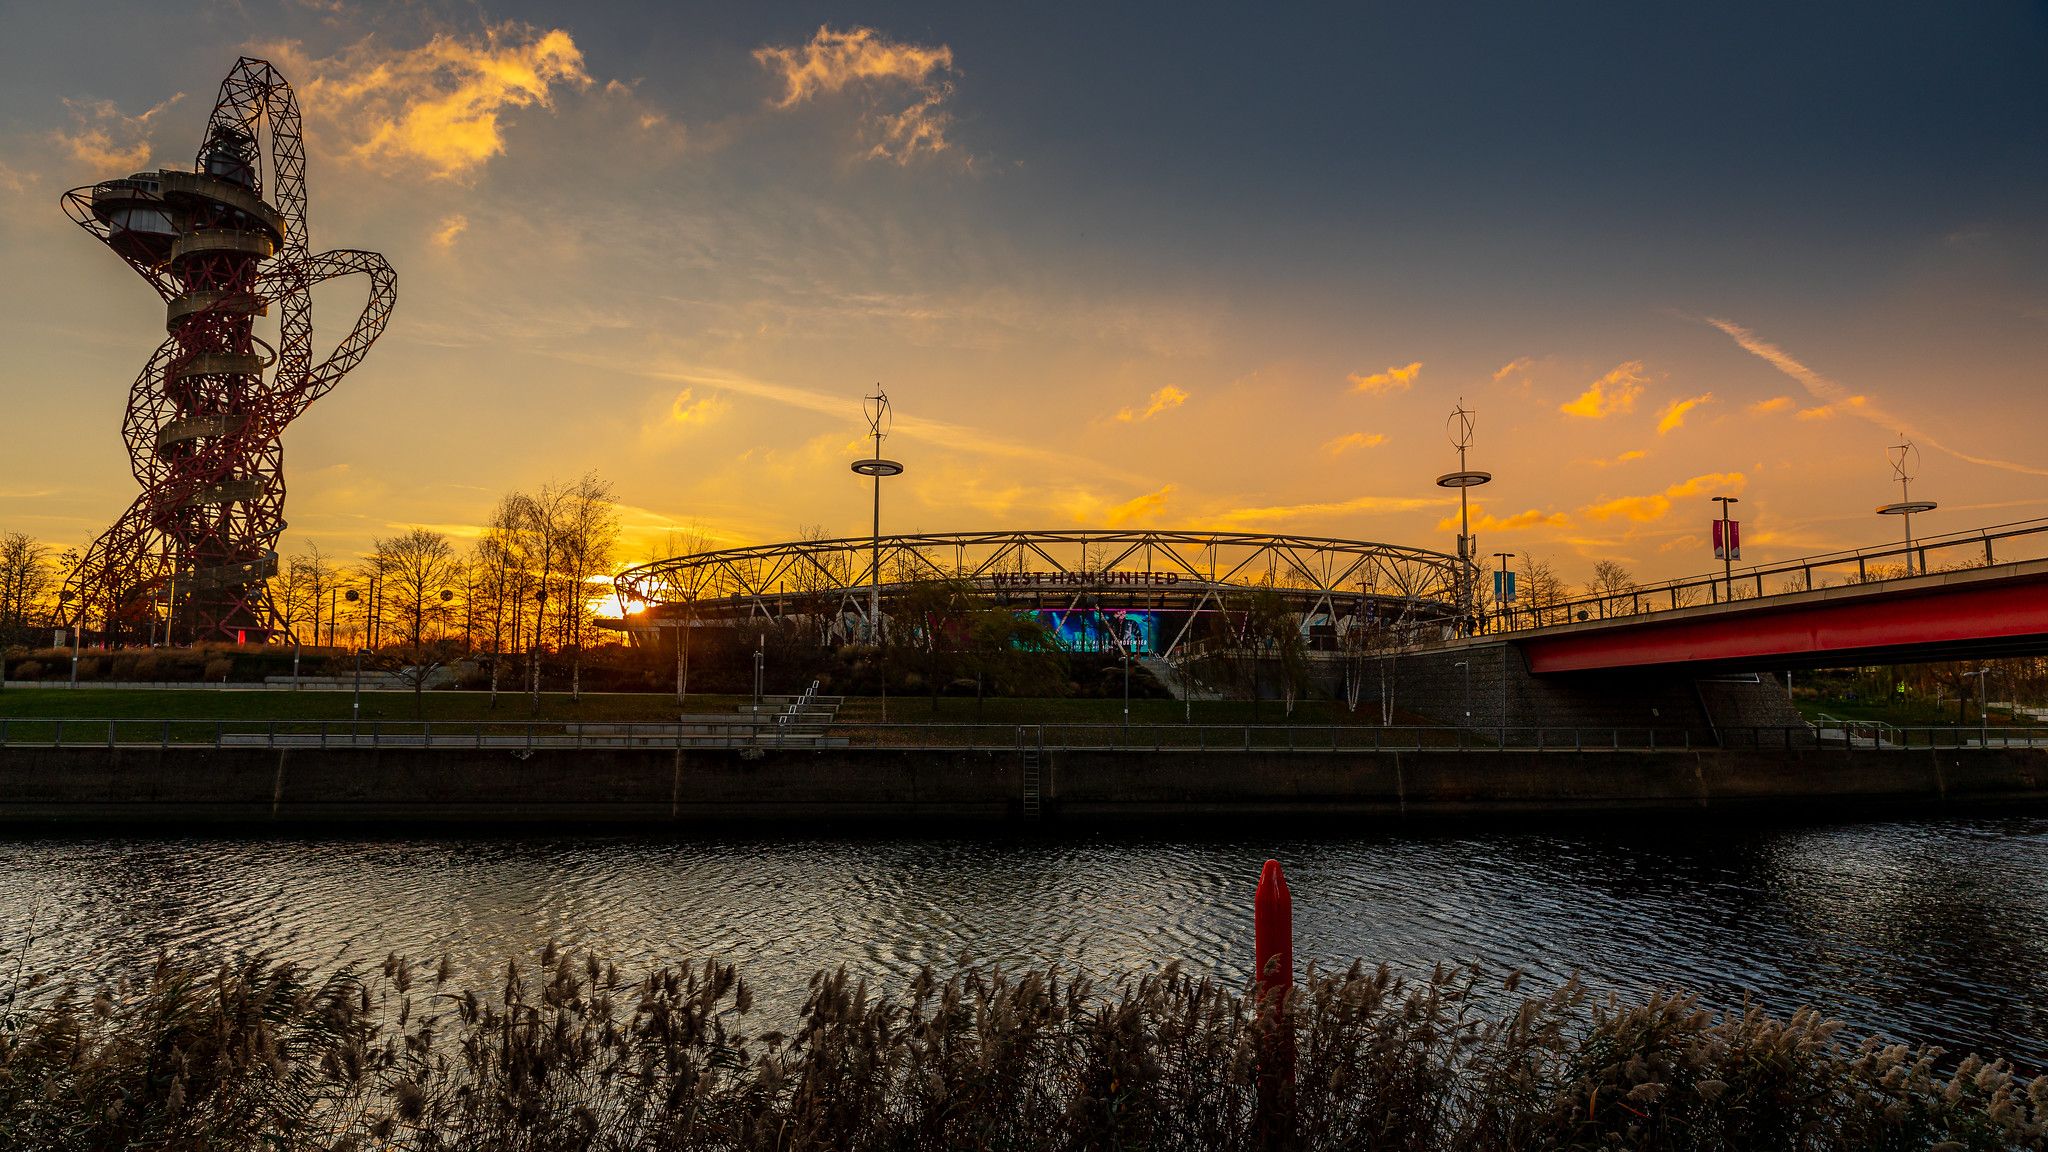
[1492,520,2048,674]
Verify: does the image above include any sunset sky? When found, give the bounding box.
[1,1,2043,585]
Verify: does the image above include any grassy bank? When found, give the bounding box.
[0,688,724,725]
[0,950,2038,1151]
[0,688,1412,730]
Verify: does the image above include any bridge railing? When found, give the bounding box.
[1,718,2042,752]
[1493,516,2048,632]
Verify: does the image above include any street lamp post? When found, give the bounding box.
[58,591,78,688]
[1974,666,1996,746]
[1712,496,1740,602]
[753,633,765,710]
[1118,619,1132,730]
[531,588,547,707]
[1493,552,1515,632]
[1435,403,1492,635]
[1877,440,1936,577]
[851,387,904,721]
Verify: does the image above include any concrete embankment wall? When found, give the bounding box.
[1,744,2043,826]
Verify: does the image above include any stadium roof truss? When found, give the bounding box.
[614,530,1464,655]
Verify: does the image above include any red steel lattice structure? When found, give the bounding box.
[60,57,395,643]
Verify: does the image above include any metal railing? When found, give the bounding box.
[1493,516,2048,632]
[2,718,2043,752]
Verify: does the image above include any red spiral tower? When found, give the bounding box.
[60,57,395,644]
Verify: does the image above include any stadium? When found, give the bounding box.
[610,529,1468,657]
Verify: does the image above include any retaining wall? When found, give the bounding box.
[0,743,2041,827]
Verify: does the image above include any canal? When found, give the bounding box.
[3,815,2044,1070]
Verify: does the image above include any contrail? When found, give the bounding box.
[1707,318,2048,478]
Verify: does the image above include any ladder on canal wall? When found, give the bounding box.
[1017,726,1043,821]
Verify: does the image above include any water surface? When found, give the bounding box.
[3,818,2043,1068]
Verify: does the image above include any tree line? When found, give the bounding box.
[0,473,619,701]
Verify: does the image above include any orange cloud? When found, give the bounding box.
[282,25,592,180]
[1656,392,1713,435]
[1590,449,1649,467]
[53,94,183,172]
[1114,385,1188,422]
[1492,356,1535,384]
[1322,431,1387,456]
[1750,396,1794,414]
[431,214,469,248]
[1796,396,1865,420]
[1582,471,1746,523]
[755,26,957,163]
[1103,484,1175,527]
[667,388,728,427]
[1348,361,1422,394]
[1560,361,1647,418]
[1434,506,1571,533]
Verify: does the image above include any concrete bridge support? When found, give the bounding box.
[1367,641,1800,743]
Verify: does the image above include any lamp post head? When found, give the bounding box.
[862,386,892,442]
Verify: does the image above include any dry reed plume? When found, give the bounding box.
[1,945,2042,1150]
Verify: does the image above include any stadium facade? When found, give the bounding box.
[611,530,1466,656]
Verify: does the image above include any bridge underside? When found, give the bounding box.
[1513,562,2048,675]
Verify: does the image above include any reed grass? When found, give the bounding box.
[1,947,2041,1150]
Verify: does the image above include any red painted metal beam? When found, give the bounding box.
[1523,573,2048,673]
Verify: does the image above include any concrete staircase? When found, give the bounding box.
[569,685,846,748]
[1139,656,1226,702]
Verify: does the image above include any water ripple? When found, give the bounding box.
[3,817,2046,1069]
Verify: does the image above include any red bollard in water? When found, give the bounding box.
[1255,859,1294,1004]
[1255,859,1297,1151]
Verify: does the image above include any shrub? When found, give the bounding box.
[202,657,233,681]
[12,660,41,680]
[0,953,2040,1151]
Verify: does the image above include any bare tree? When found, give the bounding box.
[371,528,462,719]
[474,496,528,709]
[1518,555,1568,627]
[277,542,338,646]
[651,525,715,707]
[0,533,55,647]
[1588,559,1635,597]
[1585,559,1639,617]
[785,524,850,647]
[549,474,619,702]
[374,528,461,650]
[514,483,568,709]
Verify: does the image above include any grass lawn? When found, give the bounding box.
[834,694,1408,727]
[1793,698,2038,728]
[0,687,1415,735]
[0,689,723,725]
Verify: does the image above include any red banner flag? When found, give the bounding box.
[1713,519,1741,561]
